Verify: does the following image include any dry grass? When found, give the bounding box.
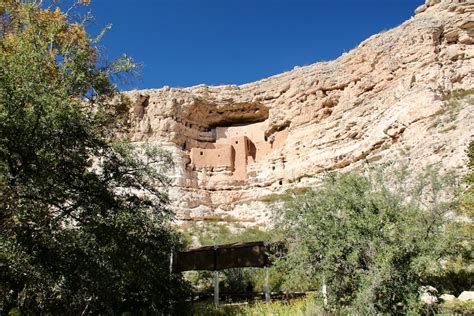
[259,187,310,203]
[441,89,474,101]
[438,300,474,315]
[428,89,474,131]
[193,294,324,316]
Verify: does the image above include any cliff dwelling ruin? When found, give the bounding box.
[187,120,288,181]
[124,0,474,225]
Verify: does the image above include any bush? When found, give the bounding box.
[278,166,462,314]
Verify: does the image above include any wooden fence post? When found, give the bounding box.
[264,266,270,303]
[213,270,219,306]
[213,244,219,306]
[322,278,328,307]
[169,248,173,274]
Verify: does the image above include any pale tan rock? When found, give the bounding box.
[416,4,428,14]
[420,286,439,305]
[440,294,456,302]
[427,0,442,7]
[459,32,474,44]
[122,0,474,226]
[446,45,465,60]
[458,291,474,301]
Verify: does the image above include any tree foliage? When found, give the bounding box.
[278,166,462,314]
[0,1,188,314]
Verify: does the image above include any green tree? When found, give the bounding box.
[0,1,188,314]
[278,166,461,314]
[436,141,474,296]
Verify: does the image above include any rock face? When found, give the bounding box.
[124,0,474,227]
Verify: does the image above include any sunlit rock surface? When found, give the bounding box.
[124,0,474,227]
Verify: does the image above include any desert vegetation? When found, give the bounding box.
[182,155,473,315]
[276,164,471,314]
[1,1,473,315]
[187,155,473,315]
[0,1,188,314]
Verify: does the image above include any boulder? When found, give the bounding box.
[416,4,428,14]
[440,294,456,302]
[426,0,442,7]
[420,286,439,305]
[458,291,474,302]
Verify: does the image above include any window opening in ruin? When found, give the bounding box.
[200,151,203,155]
[272,166,275,171]
[264,136,268,142]
[279,180,283,185]
[235,141,238,144]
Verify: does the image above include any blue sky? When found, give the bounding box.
[82,0,424,90]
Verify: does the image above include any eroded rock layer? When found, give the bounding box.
[125,0,474,226]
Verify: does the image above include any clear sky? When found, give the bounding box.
[82,0,425,90]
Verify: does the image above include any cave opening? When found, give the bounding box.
[206,103,270,129]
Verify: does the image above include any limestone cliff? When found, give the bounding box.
[124,0,474,227]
